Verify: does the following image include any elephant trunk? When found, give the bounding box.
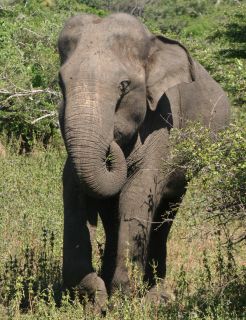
[64,85,127,198]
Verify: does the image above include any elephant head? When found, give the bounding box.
[58,13,195,199]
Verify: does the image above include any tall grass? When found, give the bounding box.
[0,146,245,319]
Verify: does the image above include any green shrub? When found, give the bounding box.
[170,121,246,245]
[0,229,61,314]
[1,1,245,151]
[0,1,107,152]
[180,4,246,110]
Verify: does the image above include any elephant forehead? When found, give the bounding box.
[96,13,149,37]
[75,31,150,69]
[77,14,150,52]
[108,32,150,61]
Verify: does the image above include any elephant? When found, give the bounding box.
[58,13,230,309]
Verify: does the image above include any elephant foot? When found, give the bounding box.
[144,285,175,306]
[78,272,108,314]
[110,270,130,295]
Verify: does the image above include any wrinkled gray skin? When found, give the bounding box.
[58,13,230,309]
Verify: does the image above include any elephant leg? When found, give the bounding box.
[99,197,119,293]
[62,158,107,310]
[86,196,99,256]
[111,171,163,293]
[143,201,177,304]
[144,200,176,285]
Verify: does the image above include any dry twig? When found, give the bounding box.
[31,111,57,124]
[0,88,59,103]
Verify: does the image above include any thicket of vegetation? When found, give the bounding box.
[0,0,245,319]
[0,0,245,149]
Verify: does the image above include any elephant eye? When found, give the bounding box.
[119,80,131,95]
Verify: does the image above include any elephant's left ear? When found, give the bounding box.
[146,35,196,111]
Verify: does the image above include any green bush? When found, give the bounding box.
[1,1,245,150]
[180,4,246,111]
[0,1,106,152]
[170,121,246,244]
[0,147,245,318]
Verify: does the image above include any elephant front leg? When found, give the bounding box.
[111,172,162,293]
[62,159,107,311]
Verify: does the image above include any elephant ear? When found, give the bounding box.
[146,35,195,111]
[58,14,102,64]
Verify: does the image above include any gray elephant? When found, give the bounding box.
[58,13,230,309]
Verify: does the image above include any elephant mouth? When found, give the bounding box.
[113,129,139,157]
[114,130,132,149]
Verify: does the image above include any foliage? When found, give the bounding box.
[80,0,245,34]
[0,1,106,152]
[0,0,245,151]
[0,229,61,316]
[0,149,245,318]
[0,146,64,316]
[180,3,246,111]
[170,121,246,244]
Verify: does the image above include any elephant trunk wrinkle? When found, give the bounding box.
[64,89,127,198]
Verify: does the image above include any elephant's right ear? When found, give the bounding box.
[146,35,195,111]
[58,14,102,64]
